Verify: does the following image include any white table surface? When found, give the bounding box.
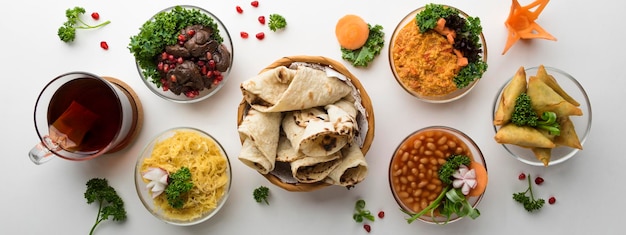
[2,0,623,234]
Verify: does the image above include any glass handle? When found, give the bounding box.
[28,136,58,165]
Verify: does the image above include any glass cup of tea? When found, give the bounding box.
[29,72,141,164]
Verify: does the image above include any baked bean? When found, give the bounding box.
[390,129,475,213]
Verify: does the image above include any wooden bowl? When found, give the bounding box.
[237,55,375,192]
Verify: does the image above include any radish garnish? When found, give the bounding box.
[142,167,169,198]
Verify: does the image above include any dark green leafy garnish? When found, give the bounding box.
[513,174,545,212]
[253,186,270,205]
[512,93,561,136]
[268,14,287,32]
[84,178,126,235]
[165,167,193,209]
[128,6,222,87]
[353,199,375,222]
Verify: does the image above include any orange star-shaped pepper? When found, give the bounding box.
[502,0,556,55]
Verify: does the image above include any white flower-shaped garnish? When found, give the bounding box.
[452,165,477,195]
[142,167,169,198]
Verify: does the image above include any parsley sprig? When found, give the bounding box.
[165,167,194,209]
[513,174,545,212]
[57,7,110,43]
[341,24,385,67]
[84,178,126,235]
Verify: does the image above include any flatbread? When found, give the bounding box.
[325,142,368,187]
[290,151,342,183]
[240,66,353,112]
[237,109,282,174]
[282,110,349,157]
[325,98,358,139]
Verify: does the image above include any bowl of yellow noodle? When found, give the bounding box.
[134,127,231,226]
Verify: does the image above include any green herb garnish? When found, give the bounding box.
[341,24,385,67]
[253,186,270,205]
[57,7,110,43]
[415,3,487,89]
[403,154,480,224]
[128,6,222,87]
[268,14,287,31]
[84,178,127,235]
[353,199,375,222]
[165,167,193,209]
[511,93,561,136]
[513,174,545,212]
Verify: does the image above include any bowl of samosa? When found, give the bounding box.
[492,65,592,167]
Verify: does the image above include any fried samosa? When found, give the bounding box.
[531,147,552,167]
[494,66,527,126]
[554,116,583,150]
[494,123,556,148]
[535,65,580,106]
[527,76,582,117]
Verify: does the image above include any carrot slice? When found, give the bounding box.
[502,0,556,55]
[467,161,488,197]
[335,14,370,50]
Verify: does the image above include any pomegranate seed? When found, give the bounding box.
[163,64,170,73]
[377,211,385,219]
[176,57,183,64]
[170,75,177,82]
[548,196,556,204]
[161,52,168,60]
[213,79,221,85]
[197,61,205,66]
[91,12,100,20]
[178,34,186,42]
[157,62,164,71]
[240,31,249,38]
[206,52,213,60]
[535,176,544,185]
[236,6,243,13]
[258,16,266,25]
[208,60,216,69]
[187,30,195,36]
[251,1,259,7]
[201,66,207,75]
[363,224,371,233]
[206,70,213,77]
[518,173,526,180]
[256,32,265,40]
[100,41,109,50]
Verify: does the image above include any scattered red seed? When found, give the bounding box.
[187,29,195,37]
[518,173,526,180]
[236,6,243,14]
[534,176,544,185]
[256,32,265,40]
[91,12,100,20]
[377,211,385,219]
[363,224,371,233]
[548,196,556,204]
[258,16,266,25]
[240,31,249,38]
[251,1,259,7]
[100,41,109,50]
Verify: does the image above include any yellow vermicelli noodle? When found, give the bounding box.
[141,130,229,221]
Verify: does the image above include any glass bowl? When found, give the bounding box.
[388,5,487,103]
[492,66,592,166]
[130,5,233,103]
[389,126,487,224]
[134,127,231,226]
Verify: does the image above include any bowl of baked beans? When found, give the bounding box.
[389,126,487,224]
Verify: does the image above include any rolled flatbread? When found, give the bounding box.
[291,151,342,183]
[283,110,349,157]
[325,142,368,187]
[527,76,582,117]
[237,109,282,174]
[240,66,353,112]
[325,99,358,139]
[494,66,527,126]
[494,124,556,148]
[276,135,306,163]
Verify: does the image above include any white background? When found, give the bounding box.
[1,0,623,234]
